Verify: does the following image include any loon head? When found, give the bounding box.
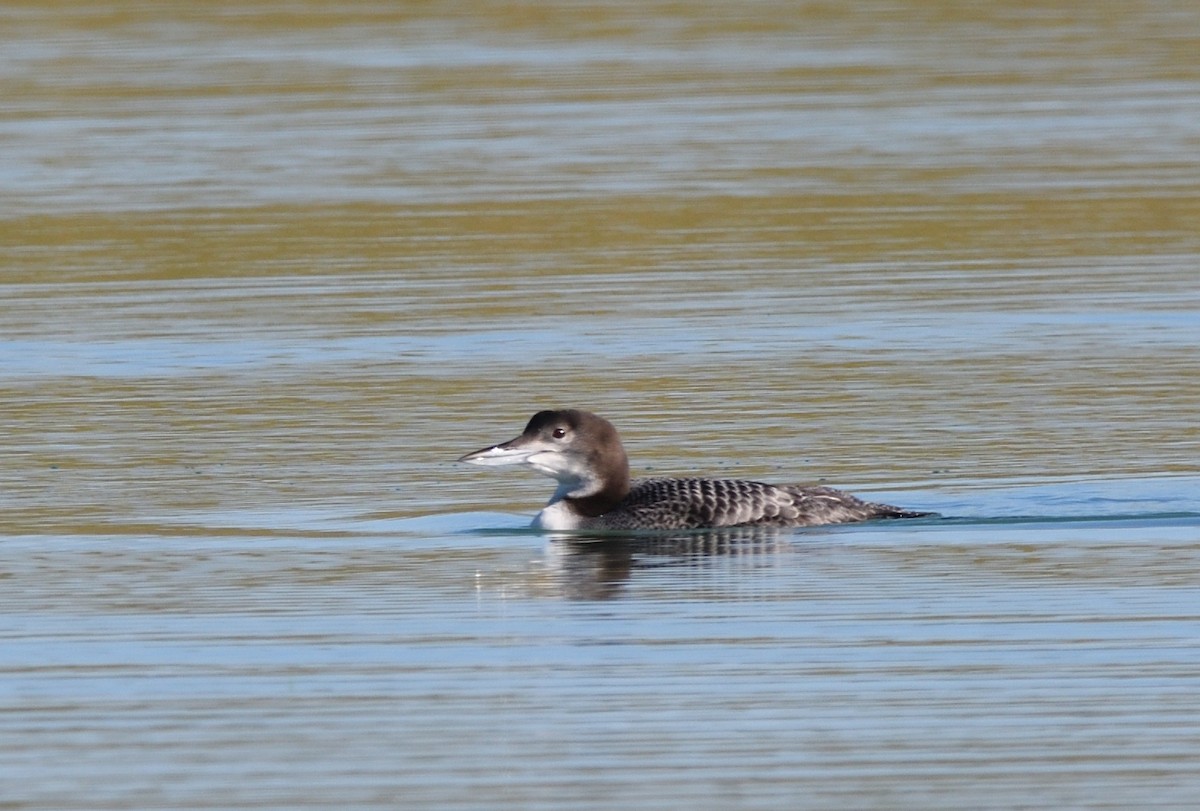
[458,409,631,503]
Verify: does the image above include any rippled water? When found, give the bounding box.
[3,2,1200,809]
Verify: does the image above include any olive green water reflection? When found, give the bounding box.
[2,1,1200,809]
[4,196,1197,531]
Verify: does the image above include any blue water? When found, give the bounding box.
[6,488,1200,809]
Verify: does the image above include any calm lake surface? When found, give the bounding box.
[3,2,1200,808]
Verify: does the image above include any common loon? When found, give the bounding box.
[458,409,933,531]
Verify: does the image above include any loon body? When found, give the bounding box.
[458,409,932,531]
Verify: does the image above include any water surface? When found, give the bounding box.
[2,2,1200,808]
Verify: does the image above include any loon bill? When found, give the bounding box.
[458,409,934,531]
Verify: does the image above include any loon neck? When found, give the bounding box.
[564,468,630,518]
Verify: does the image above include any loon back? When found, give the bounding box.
[586,477,927,531]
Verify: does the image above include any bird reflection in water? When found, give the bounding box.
[542,527,792,600]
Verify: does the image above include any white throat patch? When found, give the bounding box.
[532,500,583,530]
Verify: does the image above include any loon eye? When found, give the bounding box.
[552,427,566,439]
